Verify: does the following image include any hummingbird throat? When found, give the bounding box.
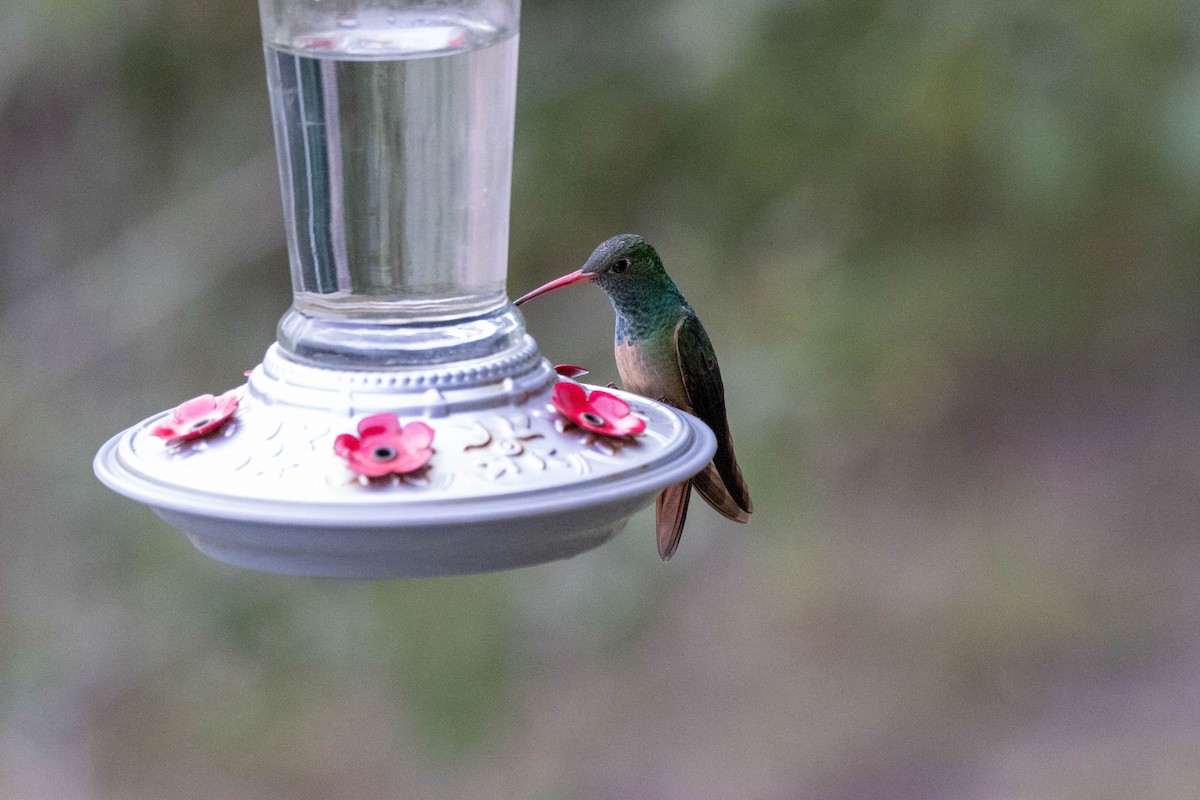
[611,291,688,346]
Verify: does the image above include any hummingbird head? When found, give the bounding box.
[514,234,678,310]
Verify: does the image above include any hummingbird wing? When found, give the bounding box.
[674,314,752,521]
[656,480,691,560]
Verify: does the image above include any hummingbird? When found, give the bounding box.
[515,234,752,559]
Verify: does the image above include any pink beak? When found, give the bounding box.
[513,269,593,306]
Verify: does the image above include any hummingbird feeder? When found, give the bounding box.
[93,0,716,578]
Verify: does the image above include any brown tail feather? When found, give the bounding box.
[711,438,753,517]
[656,480,691,560]
[693,463,751,523]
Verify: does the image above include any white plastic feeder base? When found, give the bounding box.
[94,332,716,578]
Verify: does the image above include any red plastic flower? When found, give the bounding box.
[551,382,645,438]
[151,391,240,442]
[554,364,589,379]
[334,413,434,477]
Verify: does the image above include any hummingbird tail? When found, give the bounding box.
[693,463,751,523]
[656,480,692,560]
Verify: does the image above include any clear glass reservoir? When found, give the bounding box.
[259,0,521,366]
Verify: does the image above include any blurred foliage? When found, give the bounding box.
[4,0,1200,797]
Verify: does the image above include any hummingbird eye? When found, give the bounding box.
[611,258,630,274]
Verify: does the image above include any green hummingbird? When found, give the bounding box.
[515,234,752,559]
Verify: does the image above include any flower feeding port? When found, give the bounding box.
[93,0,716,578]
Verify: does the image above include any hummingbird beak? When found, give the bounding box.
[513,269,593,306]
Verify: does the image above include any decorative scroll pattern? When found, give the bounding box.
[132,389,676,504]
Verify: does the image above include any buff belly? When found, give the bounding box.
[615,341,689,409]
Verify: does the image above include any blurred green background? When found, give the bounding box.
[4,0,1200,797]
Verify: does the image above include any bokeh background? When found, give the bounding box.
[4,0,1200,797]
